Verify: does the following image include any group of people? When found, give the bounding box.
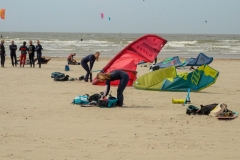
[0,40,43,68]
[67,52,129,107]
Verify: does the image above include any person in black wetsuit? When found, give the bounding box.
[9,40,17,67]
[0,40,6,67]
[35,40,43,68]
[28,40,35,67]
[81,52,100,82]
[96,70,129,107]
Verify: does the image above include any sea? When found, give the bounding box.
[1,32,240,59]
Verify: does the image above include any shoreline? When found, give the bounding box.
[4,56,240,62]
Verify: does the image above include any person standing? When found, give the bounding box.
[81,52,100,82]
[28,40,35,67]
[19,41,28,67]
[0,40,6,67]
[96,70,129,107]
[9,40,17,67]
[35,40,43,68]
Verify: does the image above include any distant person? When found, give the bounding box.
[0,40,6,67]
[28,40,35,67]
[96,70,129,107]
[81,38,83,41]
[67,53,76,65]
[19,41,28,67]
[9,40,17,67]
[35,40,43,68]
[81,52,100,82]
[0,35,2,38]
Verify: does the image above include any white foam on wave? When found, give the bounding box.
[224,52,240,54]
[166,40,198,48]
[47,48,74,51]
[218,40,240,42]
[188,50,205,52]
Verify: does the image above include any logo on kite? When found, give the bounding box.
[0,9,6,20]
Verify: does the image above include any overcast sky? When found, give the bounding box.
[0,0,239,34]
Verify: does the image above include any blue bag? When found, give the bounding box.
[72,95,89,104]
[98,98,118,108]
[65,65,70,71]
[108,98,118,107]
[51,72,65,79]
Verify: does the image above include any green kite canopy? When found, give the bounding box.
[133,65,219,92]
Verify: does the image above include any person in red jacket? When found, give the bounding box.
[19,41,28,67]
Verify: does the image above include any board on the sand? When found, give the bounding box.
[80,104,97,107]
[34,57,51,64]
[217,112,238,120]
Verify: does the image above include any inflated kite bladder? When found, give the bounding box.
[172,89,191,106]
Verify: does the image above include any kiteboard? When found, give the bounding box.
[80,104,96,107]
[35,57,51,64]
[217,111,238,120]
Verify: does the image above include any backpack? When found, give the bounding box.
[108,98,118,107]
[65,65,70,71]
[72,95,89,104]
[54,75,69,81]
[51,72,65,79]
[79,75,84,81]
[88,93,101,102]
[186,105,200,115]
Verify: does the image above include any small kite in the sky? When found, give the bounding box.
[0,9,6,20]
[100,13,104,19]
[108,17,111,21]
[205,20,207,23]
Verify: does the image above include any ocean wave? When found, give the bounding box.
[166,40,198,48]
[2,32,240,58]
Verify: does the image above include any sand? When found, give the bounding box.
[0,57,240,160]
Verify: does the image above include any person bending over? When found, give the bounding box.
[96,70,129,107]
[19,41,28,67]
[28,40,35,67]
[81,52,100,82]
[67,53,76,65]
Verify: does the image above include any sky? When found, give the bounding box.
[0,0,240,34]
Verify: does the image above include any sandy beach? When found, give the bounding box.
[0,57,240,160]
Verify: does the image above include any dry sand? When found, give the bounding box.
[0,57,240,160]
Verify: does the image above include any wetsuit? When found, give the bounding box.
[28,44,35,67]
[103,70,129,106]
[81,54,96,82]
[9,44,17,66]
[0,43,5,67]
[19,45,28,67]
[35,44,43,68]
[154,57,157,64]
